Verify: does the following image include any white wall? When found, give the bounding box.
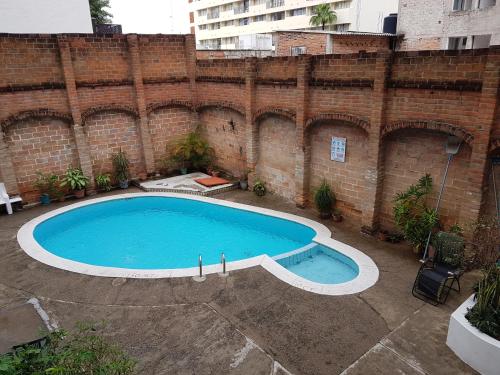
[0,0,93,33]
[397,0,500,50]
[354,0,399,33]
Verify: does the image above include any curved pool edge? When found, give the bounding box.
[17,192,379,295]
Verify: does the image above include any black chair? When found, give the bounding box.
[412,232,465,305]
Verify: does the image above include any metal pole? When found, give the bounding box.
[221,252,226,274]
[422,153,453,261]
[492,162,499,221]
[198,255,202,278]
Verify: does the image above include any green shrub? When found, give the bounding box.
[60,168,89,191]
[393,174,438,253]
[314,180,335,217]
[34,172,59,198]
[253,179,266,197]
[466,266,500,340]
[432,231,465,268]
[0,323,135,375]
[169,131,214,171]
[96,174,112,192]
[112,149,130,183]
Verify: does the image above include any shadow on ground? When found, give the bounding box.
[0,188,479,374]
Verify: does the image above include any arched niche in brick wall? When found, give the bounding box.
[0,109,73,133]
[379,125,473,231]
[253,107,296,125]
[381,120,474,146]
[80,106,145,179]
[305,113,370,134]
[197,105,246,177]
[195,101,246,118]
[1,110,78,203]
[147,101,197,172]
[254,110,297,201]
[305,115,370,220]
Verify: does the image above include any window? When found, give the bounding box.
[453,0,473,11]
[448,36,468,50]
[198,24,207,30]
[334,23,350,32]
[223,3,233,11]
[223,20,234,27]
[291,46,307,56]
[290,8,306,16]
[254,15,265,22]
[198,8,207,16]
[334,1,351,9]
[239,17,250,26]
[478,0,496,8]
[472,34,491,48]
[270,11,285,21]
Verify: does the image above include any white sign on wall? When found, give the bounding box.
[331,137,346,162]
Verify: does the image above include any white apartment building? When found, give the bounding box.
[397,0,499,50]
[188,0,398,49]
[0,0,93,33]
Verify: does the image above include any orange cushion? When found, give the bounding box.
[194,177,230,187]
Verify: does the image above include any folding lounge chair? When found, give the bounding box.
[412,231,465,305]
[0,183,22,214]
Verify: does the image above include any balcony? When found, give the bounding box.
[234,5,249,15]
[267,0,285,9]
[207,10,220,20]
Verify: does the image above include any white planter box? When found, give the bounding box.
[447,295,500,375]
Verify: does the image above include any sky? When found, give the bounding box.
[109,0,190,34]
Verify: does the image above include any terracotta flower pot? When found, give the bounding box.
[74,189,85,199]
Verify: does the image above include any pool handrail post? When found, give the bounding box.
[198,255,202,278]
[221,252,226,274]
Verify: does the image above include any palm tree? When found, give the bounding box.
[309,4,337,31]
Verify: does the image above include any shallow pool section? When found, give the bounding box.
[275,244,359,284]
[18,193,379,295]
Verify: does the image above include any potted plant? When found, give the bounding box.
[377,229,389,241]
[333,208,343,222]
[387,232,404,243]
[314,180,335,219]
[169,131,215,175]
[54,183,67,202]
[95,173,112,192]
[61,168,89,198]
[239,168,250,190]
[253,179,266,197]
[393,174,438,254]
[112,149,130,189]
[34,172,58,205]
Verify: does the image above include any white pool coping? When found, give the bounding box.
[17,192,379,296]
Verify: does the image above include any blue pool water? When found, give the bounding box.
[277,245,359,284]
[34,197,317,269]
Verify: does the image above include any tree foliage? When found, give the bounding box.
[393,174,438,253]
[309,4,337,30]
[89,0,112,24]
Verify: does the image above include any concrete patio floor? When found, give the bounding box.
[0,188,479,374]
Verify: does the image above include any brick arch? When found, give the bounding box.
[253,107,296,124]
[382,120,474,145]
[195,101,245,118]
[0,109,73,132]
[81,104,139,126]
[146,100,194,116]
[305,113,370,133]
[489,138,500,153]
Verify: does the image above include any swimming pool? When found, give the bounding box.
[17,193,379,295]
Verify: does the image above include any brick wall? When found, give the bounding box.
[4,117,78,201]
[198,108,246,176]
[256,115,296,200]
[0,33,498,237]
[85,111,145,179]
[148,106,196,171]
[274,31,391,57]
